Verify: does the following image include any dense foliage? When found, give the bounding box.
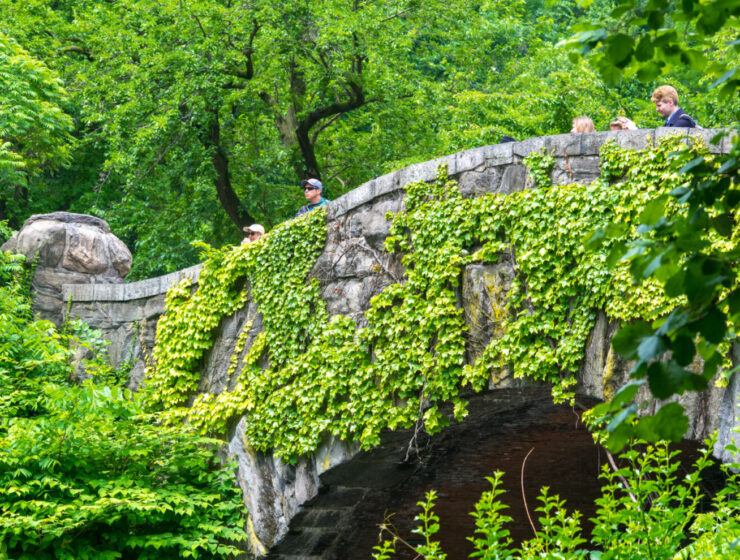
[0,237,245,559]
[145,135,712,463]
[564,0,740,450]
[0,32,73,225]
[0,0,735,278]
[373,440,740,559]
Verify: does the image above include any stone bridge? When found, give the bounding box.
[6,128,739,559]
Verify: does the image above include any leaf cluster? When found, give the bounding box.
[0,249,246,558]
[374,440,737,559]
[587,130,740,451]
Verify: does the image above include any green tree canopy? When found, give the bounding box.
[0,32,73,224]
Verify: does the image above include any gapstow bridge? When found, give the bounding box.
[6,129,740,559]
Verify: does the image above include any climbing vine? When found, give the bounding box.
[146,135,715,463]
[142,208,328,413]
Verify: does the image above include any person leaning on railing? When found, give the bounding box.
[296,178,330,217]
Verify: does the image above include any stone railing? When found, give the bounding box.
[61,265,201,387]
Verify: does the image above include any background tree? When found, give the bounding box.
[0,32,73,227]
[0,0,735,278]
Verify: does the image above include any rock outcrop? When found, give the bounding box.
[2,212,131,324]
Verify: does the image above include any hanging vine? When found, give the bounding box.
[145,135,716,464]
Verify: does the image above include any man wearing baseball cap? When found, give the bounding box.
[296,178,330,217]
[241,224,265,245]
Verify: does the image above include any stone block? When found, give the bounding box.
[200,306,258,394]
[34,266,91,292]
[127,358,148,391]
[329,185,368,220]
[512,136,546,158]
[716,361,740,464]
[143,294,166,318]
[687,128,724,153]
[395,159,438,188]
[462,260,515,364]
[106,233,132,278]
[314,437,360,477]
[570,131,614,156]
[614,129,655,151]
[457,167,501,197]
[372,170,402,199]
[63,283,94,302]
[566,155,601,185]
[545,133,581,157]
[451,145,489,174]
[328,244,377,279]
[483,142,515,166]
[322,279,365,316]
[721,128,738,154]
[499,163,528,193]
[578,311,611,400]
[32,292,62,315]
[107,323,138,368]
[228,418,322,549]
[15,220,66,266]
[654,126,688,144]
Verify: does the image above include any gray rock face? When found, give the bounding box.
[53,130,738,556]
[2,212,132,324]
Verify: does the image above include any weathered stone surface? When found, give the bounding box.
[63,224,110,274]
[499,163,528,193]
[34,267,92,293]
[457,166,501,197]
[24,211,111,231]
[5,212,132,324]
[716,363,740,464]
[228,419,346,555]
[199,304,263,395]
[13,220,67,266]
[107,234,133,277]
[462,260,514,365]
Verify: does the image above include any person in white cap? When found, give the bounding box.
[296,178,329,217]
[241,224,265,245]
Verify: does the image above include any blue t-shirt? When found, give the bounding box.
[296,197,329,217]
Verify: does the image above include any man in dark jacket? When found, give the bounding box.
[296,178,329,217]
[651,85,696,128]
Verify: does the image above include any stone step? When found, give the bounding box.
[266,555,324,560]
[267,527,339,558]
[289,507,351,529]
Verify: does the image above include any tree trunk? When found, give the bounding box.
[207,116,253,230]
[295,122,321,180]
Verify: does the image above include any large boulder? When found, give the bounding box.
[2,212,132,324]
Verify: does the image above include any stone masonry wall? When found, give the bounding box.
[59,129,739,556]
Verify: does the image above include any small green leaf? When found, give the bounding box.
[696,307,727,344]
[606,34,635,66]
[612,321,652,360]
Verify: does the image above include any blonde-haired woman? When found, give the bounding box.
[571,116,595,133]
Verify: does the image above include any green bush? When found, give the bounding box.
[0,249,246,559]
[374,440,739,559]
